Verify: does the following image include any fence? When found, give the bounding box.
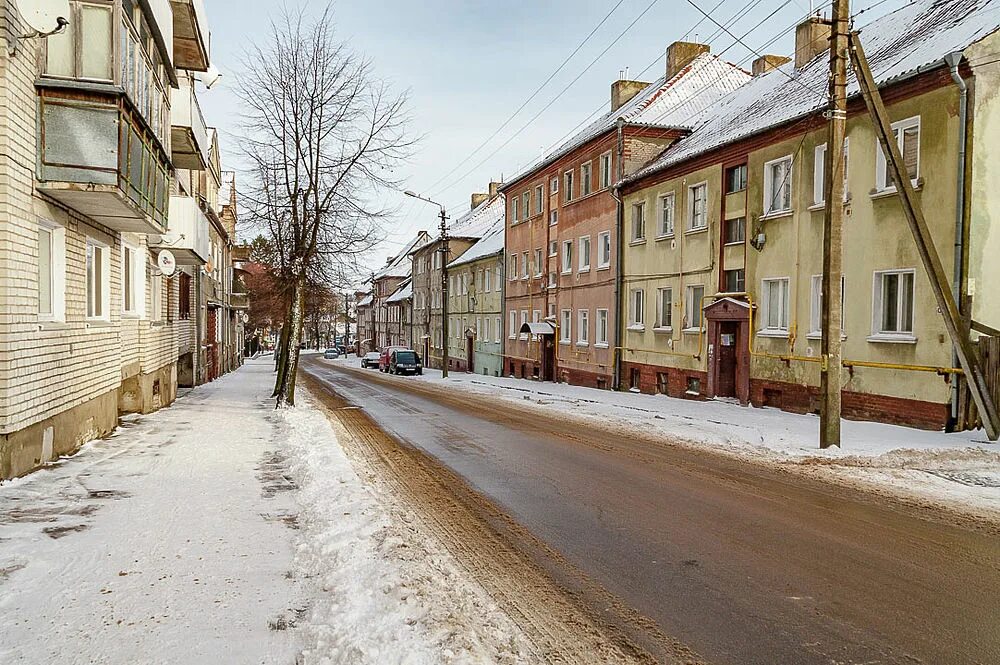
[956,335,1000,432]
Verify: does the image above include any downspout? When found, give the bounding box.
[611,118,626,391]
[945,51,968,427]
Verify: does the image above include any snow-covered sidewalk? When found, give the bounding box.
[337,359,1000,520]
[0,358,536,664]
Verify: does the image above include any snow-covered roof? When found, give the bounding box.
[448,216,504,269]
[448,193,506,240]
[628,0,1000,183]
[506,52,750,188]
[386,279,412,303]
[356,293,373,307]
[374,232,428,280]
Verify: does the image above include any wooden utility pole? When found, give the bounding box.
[820,0,850,449]
[848,33,1000,441]
[439,207,451,379]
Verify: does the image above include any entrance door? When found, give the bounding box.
[206,307,219,382]
[423,338,430,367]
[541,335,555,381]
[466,335,474,373]
[717,321,738,398]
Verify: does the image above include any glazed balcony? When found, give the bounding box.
[149,196,211,265]
[170,0,211,71]
[36,88,170,234]
[230,292,249,310]
[170,76,210,171]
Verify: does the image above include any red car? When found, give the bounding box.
[378,346,408,372]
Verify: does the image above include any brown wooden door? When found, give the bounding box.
[466,336,474,373]
[717,321,738,398]
[207,308,219,381]
[541,336,555,382]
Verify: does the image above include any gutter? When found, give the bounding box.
[611,118,626,391]
[944,51,969,427]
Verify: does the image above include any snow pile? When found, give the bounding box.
[276,388,533,664]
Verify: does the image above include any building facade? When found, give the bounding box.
[370,231,429,351]
[501,43,749,386]
[618,6,1000,430]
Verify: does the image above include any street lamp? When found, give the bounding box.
[404,190,450,378]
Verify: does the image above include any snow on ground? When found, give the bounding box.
[0,357,535,664]
[333,356,1000,519]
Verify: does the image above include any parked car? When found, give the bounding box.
[323,348,340,360]
[389,349,422,375]
[378,345,409,372]
[361,352,381,369]
[336,344,347,356]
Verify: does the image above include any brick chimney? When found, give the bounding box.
[488,181,501,197]
[666,41,710,80]
[794,16,830,69]
[752,54,792,76]
[611,79,650,112]
[471,192,488,210]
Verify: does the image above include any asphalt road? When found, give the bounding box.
[302,357,1000,665]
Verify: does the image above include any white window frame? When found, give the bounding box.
[577,309,589,346]
[548,240,558,257]
[631,202,645,243]
[808,274,846,338]
[37,219,66,322]
[511,195,520,222]
[658,192,675,237]
[684,284,706,332]
[495,316,502,343]
[509,310,517,339]
[687,182,708,231]
[578,235,591,272]
[564,170,574,202]
[534,248,543,277]
[628,288,645,330]
[580,161,592,197]
[521,251,529,280]
[561,240,573,274]
[85,238,110,321]
[559,309,572,344]
[599,152,612,189]
[150,272,163,322]
[597,231,611,269]
[763,155,793,216]
[550,176,559,194]
[871,269,916,341]
[876,116,920,192]
[549,210,558,226]
[595,308,609,347]
[521,192,530,220]
[655,287,673,330]
[759,277,790,335]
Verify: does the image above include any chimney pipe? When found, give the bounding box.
[471,192,488,210]
[666,41,710,80]
[611,79,650,112]
[794,16,831,69]
[752,54,791,76]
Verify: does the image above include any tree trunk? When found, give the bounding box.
[272,315,291,396]
[275,275,306,407]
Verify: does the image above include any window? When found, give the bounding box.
[725,164,747,193]
[560,309,572,343]
[809,274,845,335]
[873,269,915,336]
[688,183,707,230]
[495,316,502,343]
[814,139,850,204]
[511,195,520,222]
[724,269,745,293]
[580,161,592,197]
[44,3,114,81]
[549,240,558,257]
[685,285,705,331]
[548,271,556,288]
[534,248,543,277]
[509,311,517,338]
[549,210,558,226]
[551,176,559,194]
[763,156,793,215]
[629,288,645,328]
[596,309,609,346]
[561,240,573,273]
[631,202,645,242]
[521,192,530,219]
[484,268,492,292]
[535,185,544,214]
[433,251,440,270]
[656,288,673,329]
[600,152,612,189]
[508,254,517,280]
[597,231,611,268]
[876,117,920,191]
[521,252,529,279]
[37,221,66,321]
[547,302,556,318]
[520,309,529,339]
[150,274,162,322]
[577,310,589,345]
[579,236,591,272]
[85,239,109,319]
[122,242,142,316]
[178,272,191,319]
[760,278,790,333]
[658,193,675,237]
[564,170,574,202]
[724,216,746,245]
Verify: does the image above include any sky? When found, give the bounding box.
[197,0,911,281]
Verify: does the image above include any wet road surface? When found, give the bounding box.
[303,358,1000,665]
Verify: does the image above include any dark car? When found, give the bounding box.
[378,345,409,372]
[389,349,422,375]
[361,352,381,368]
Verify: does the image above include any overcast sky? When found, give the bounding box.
[198,0,908,279]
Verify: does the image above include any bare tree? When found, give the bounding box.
[237,5,413,406]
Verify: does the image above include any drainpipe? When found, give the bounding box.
[945,51,968,427]
[611,118,626,391]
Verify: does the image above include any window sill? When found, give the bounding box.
[122,312,141,320]
[870,182,922,200]
[685,226,708,236]
[629,239,647,246]
[559,340,571,346]
[806,332,847,340]
[655,233,675,242]
[595,342,609,349]
[575,342,589,348]
[578,267,591,274]
[596,264,611,271]
[807,198,851,211]
[653,326,673,334]
[562,189,605,208]
[682,327,704,335]
[759,209,793,221]
[627,324,645,332]
[561,270,572,275]
[867,334,917,344]
[85,319,113,328]
[723,240,744,247]
[38,320,70,330]
[756,329,789,338]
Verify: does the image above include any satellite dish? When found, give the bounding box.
[157,250,177,277]
[15,0,70,34]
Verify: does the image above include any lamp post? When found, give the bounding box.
[404,190,450,378]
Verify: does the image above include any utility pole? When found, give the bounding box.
[439,206,450,378]
[820,0,850,449]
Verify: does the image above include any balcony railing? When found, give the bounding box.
[170,76,210,171]
[170,0,211,71]
[150,196,211,265]
[230,293,250,310]
[36,89,169,234]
